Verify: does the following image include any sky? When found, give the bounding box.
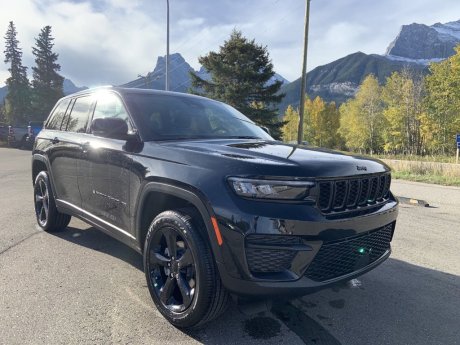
[1,0,460,88]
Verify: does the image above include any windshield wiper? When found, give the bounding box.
[222,136,261,139]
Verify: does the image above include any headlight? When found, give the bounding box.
[228,177,315,200]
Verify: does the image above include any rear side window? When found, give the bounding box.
[92,92,130,126]
[65,96,93,133]
[46,99,71,130]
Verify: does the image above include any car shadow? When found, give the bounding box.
[50,225,460,345]
[53,225,144,271]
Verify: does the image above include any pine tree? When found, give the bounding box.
[31,25,64,120]
[3,21,30,124]
[0,102,5,122]
[190,30,285,139]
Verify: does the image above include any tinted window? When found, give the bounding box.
[66,96,93,133]
[92,92,131,132]
[46,99,71,130]
[124,93,273,141]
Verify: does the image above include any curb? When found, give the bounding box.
[397,196,430,207]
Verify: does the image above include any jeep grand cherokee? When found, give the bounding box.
[32,87,398,328]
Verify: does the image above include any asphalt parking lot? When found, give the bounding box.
[0,147,459,345]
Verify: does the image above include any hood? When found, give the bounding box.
[154,139,390,178]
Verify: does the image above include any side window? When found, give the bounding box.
[66,96,93,133]
[92,93,131,132]
[45,99,71,130]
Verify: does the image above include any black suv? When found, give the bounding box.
[32,87,398,328]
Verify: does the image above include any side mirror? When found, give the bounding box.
[261,126,270,135]
[91,117,135,141]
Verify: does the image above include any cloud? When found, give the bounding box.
[0,0,164,86]
[1,0,460,87]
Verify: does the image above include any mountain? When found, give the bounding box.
[121,53,289,92]
[121,53,206,92]
[0,86,6,104]
[279,18,460,112]
[386,20,460,60]
[63,79,87,95]
[0,78,87,105]
[278,52,427,111]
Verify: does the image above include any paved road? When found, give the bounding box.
[0,147,459,345]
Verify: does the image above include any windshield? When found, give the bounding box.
[123,93,273,141]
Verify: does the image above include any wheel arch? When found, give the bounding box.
[32,154,59,200]
[32,154,50,183]
[135,181,223,263]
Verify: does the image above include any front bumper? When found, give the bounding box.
[213,196,398,297]
[218,249,391,297]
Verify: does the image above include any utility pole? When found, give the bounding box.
[297,0,311,144]
[165,0,170,91]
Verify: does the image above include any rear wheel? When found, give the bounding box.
[34,171,71,232]
[144,210,229,329]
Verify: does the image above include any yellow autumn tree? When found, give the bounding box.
[281,105,299,142]
[381,69,426,155]
[295,96,341,148]
[424,45,460,155]
[339,75,385,154]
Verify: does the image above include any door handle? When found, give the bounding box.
[51,137,60,144]
[81,142,91,154]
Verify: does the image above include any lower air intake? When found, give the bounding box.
[304,223,394,282]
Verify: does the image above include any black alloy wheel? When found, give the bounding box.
[148,226,196,312]
[33,171,71,232]
[34,177,49,227]
[144,210,229,329]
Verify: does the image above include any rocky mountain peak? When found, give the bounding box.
[386,20,460,60]
[153,53,188,74]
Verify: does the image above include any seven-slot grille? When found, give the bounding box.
[318,173,391,213]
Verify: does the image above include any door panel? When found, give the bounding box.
[47,131,82,207]
[80,137,132,232]
[49,96,94,208]
[79,92,134,234]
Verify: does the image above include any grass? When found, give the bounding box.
[392,171,460,187]
[363,153,460,186]
[370,154,457,164]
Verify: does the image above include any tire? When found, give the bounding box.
[34,171,71,232]
[143,210,229,329]
[20,135,27,149]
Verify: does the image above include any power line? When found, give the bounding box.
[140,0,292,81]
[129,0,303,92]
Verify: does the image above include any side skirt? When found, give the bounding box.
[56,199,142,254]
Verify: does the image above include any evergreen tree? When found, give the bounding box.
[190,30,285,138]
[31,25,64,120]
[3,21,30,124]
[0,102,5,122]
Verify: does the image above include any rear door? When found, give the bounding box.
[47,96,94,208]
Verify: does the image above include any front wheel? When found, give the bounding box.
[144,210,229,329]
[34,171,71,232]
